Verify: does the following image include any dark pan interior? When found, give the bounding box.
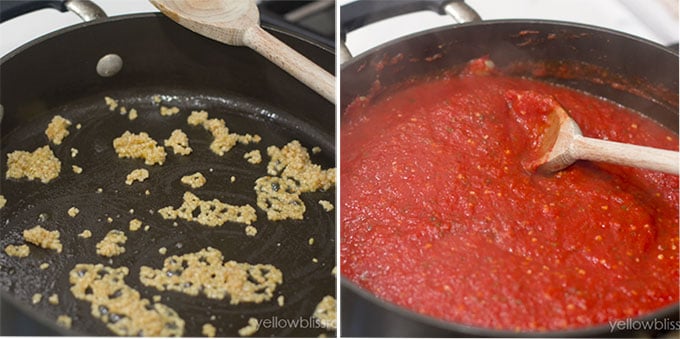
[0,14,335,337]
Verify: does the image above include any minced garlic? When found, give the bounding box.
[254,176,305,221]
[187,110,208,126]
[202,323,217,337]
[96,230,127,257]
[6,145,61,183]
[139,247,282,305]
[24,225,62,253]
[318,200,334,212]
[160,106,180,116]
[129,219,142,232]
[5,244,30,257]
[187,110,260,156]
[56,315,72,329]
[313,296,336,330]
[69,263,185,336]
[45,115,72,145]
[266,140,335,192]
[180,172,206,188]
[244,150,262,164]
[254,140,336,221]
[113,131,166,166]
[104,96,118,111]
[238,318,260,337]
[48,293,59,305]
[78,230,92,238]
[68,207,80,217]
[245,225,257,237]
[158,192,256,226]
[164,129,192,155]
[125,168,149,185]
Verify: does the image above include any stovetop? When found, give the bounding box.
[1,1,676,62]
[339,0,678,57]
[0,0,335,58]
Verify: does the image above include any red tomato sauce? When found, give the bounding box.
[341,59,679,331]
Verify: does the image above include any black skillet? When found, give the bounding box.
[340,0,678,337]
[0,2,335,337]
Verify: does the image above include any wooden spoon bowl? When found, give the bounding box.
[507,91,679,175]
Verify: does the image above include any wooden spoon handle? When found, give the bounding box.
[243,26,335,103]
[575,136,679,175]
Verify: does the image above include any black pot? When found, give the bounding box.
[340,1,678,337]
[0,1,335,336]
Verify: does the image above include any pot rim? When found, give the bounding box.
[341,18,679,71]
[341,277,679,337]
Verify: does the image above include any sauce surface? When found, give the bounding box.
[341,60,679,331]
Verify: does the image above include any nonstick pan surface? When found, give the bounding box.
[0,14,335,337]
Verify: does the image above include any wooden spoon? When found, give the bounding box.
[525,95,679,175]
[150,0,335,103]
